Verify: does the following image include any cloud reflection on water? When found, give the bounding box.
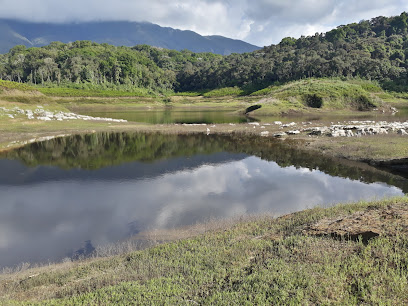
[0,155,403,267]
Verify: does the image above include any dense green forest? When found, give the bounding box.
[0,12,408,92]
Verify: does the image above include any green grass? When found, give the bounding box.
[203,86,245,97]
[248,78,385,114]
[1,197,408,304]
[37,87,160,98]
[0,80,36,91]
[0,78,399,116]
[174,90,211,96]
[308,134,408,162]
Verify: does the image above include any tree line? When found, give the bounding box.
[0,12,408,92]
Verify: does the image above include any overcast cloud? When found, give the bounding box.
[0,0,407,46]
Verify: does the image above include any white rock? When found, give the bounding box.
[273,132,287,138]
[397,129,408,135]
[346,130,354,137]
[329,130,346,137]
[37,117,52,121]
[282,122,296,128]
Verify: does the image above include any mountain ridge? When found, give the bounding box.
[0,19,260,55]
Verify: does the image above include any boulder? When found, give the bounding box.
[397,129,408,135]
[273,132,287,138]
[287,130,300,135]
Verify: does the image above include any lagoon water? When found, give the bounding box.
[78,103,408,124]
[0,132,406,268]
[78,109,254,124]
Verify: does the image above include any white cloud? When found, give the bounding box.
[0,0,407,46]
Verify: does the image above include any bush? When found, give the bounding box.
[355,95,376,111]
[304,94,323,108]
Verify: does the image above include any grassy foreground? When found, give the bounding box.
[1,197,408,304]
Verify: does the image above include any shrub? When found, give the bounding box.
[355,95,376,111]
[304,94,323,108]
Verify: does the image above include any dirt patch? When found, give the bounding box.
[1,88,44,97]
[303,203,408,243]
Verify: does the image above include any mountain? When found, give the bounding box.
[0,19,260,55]
[2,13,408,92]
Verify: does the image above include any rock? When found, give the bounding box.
[282,122,296,127]
[308,127,329,136]
[397,129,408,135]
[245,104,262,114]
[273,132,287,138]
[248,122,260,126]
[182,123,206,126]
[260,131,269,136]
[345,130,354,137]
[287,130,300,135]
[274,121,282,125]
[303,204,408,244]
[329,130,346,137]
[356,128,366,136]
[37,117,52,121]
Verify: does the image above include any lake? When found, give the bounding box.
[76,103,408,124]
[0,132,406,268]
[77,108,255,124]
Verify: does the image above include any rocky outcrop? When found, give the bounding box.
[273,132,287,138]
[304,120,408,137]
[0,106,127,123]
[303,203,408,243]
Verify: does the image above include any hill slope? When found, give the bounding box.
[1,12,408,92]
[0,19,260,55]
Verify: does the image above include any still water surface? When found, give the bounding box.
[78,104,408,124]
[79,109,254,124]
[0,132,406,267]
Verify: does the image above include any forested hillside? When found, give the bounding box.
[0,12,407,93]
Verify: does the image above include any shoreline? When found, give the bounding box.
[1,115,407,167]
[1,196,407,304]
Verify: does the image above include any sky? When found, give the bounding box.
[0,0,407,46]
